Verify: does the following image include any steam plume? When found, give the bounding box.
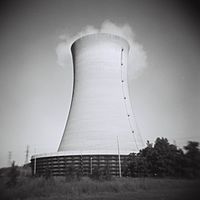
[56,20,147,78]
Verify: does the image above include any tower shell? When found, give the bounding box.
[58,33,137,154]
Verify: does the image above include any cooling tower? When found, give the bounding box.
[31,33,141,176]
[59,33,137,154]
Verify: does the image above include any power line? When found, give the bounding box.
[120,48,142,151]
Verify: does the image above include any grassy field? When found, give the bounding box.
[0,176,200,200]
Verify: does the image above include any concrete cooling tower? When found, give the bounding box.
[59,33,137,154]
[31,33,142,176]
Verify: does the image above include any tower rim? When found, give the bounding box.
[71,33,130,51]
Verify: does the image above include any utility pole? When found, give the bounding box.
[25,145,29,164]
[117,136,121,177]
[90,157,93,175]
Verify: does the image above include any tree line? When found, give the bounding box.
[123,137,200,178]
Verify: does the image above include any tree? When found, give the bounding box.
[139,142,156,176]
[126,153,137,177]
[184,141,200,157]
[153,137,180,177]
[184,141,200,178]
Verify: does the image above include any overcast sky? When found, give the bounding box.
[0,0,199,167]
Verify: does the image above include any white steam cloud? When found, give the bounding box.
[56,20,147,78]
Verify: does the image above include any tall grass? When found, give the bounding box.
[0,176,199,200]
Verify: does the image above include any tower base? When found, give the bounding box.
[31,153,129,177]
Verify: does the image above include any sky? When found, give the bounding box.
[0,0,199,167]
